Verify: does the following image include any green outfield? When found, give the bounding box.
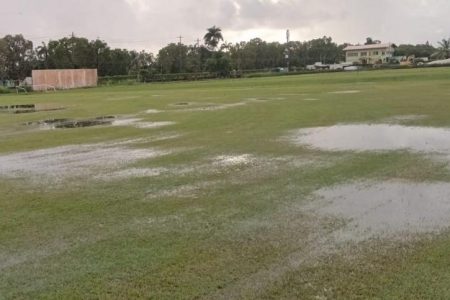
[1,68,450,299]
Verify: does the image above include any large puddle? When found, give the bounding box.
[290,124,450,153]
[26,116,115,129]
[290,123,450,240]
[0,104,65,114]
[25,117,175,130]
[0,140,170,183]
[312,181,450,241]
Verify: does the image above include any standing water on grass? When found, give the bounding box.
[290,124,450,153]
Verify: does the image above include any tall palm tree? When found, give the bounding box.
[432,38,450,59]
[204,26,223,51]
[35,42,49,68]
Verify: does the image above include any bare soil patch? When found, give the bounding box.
[26,116,115,129]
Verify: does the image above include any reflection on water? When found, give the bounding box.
[312,181,450,240]
[291,124,450,153]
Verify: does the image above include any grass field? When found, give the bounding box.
[1,68,450,299]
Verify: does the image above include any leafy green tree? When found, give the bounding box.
[204,26,223,51]
[303,36,342,65]
[157,43,189,73]
[129,50,154,80]
[44,36,95,69]
[35,42,49,69]
[68,36,95,68]
[206,52,231,76]
[1,34,34,79]
[432,38,450,59]
[130,50,153,71]
[39,36,140,76]
[185,44,209,73]
[365,37,375,45]
[90,39,110,76]
[108,48,134,75]
[394,42,435,58]
[46,39,73,69]
[364,37,381,45]
[0,38,7,80]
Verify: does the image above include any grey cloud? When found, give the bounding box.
[0,0,449,52]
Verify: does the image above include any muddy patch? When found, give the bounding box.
[311,181,450,241]
[31,117,176,130]
[289,124,450,153]
[0,104,36,114]
[0,104,65,114]
[26,116,115,129]
[54,116,115,128]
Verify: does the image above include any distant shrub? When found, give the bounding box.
[98,75,138,85]
[0,86,11,94]
[144,72,217,82]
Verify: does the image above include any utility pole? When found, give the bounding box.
[177,35,183,73]
[71,32,76,68]
[285,29,290,72]
[196,38,201,73]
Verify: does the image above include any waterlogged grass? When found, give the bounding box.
[1,67,450,299]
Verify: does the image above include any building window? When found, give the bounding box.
[373,51,379,55]
[360,52,367,56]
[347,52,358,57]
[382,51,386,55]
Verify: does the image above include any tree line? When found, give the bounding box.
[1,27,449,81]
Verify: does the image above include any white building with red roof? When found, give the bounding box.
[343,43,395,65]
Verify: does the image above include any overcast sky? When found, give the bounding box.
[0,0,449,52]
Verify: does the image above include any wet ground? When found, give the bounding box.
[0,103,65,113]
[311,181,450,241]
[290,123,450,154]
[24,116,175,130]
[285,121,450,244]
[3,68,450,298]
[0,139,170,183]
[25,116,115,129]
